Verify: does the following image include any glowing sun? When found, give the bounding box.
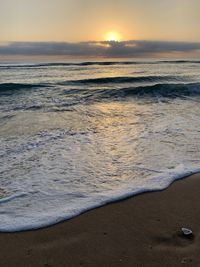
[104,31,121,42]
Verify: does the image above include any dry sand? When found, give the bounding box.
[0,173,200,267]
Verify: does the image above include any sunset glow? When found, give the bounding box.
[104,31,121,42]
[0,0,200,58]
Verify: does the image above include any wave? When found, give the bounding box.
[0,83,45,95]
[0,81,199,110]
[72,83,200,101]
[0,62,137,69]
[159,60,200,64]
[1,82,199,112]
[65,75,181,85]
[121,83,200,98]
[0,60,200,69]
[56,83,200,110]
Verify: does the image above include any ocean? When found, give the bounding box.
[0,59,200,232]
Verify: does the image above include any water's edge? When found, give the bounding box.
[1,169,199,233]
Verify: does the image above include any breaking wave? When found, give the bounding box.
[60,83,200,100]
[1,82,200,102]
[120,83,200,98]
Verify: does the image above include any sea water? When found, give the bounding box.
[0,59,200,231]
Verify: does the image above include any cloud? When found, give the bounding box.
[0,40,200,57]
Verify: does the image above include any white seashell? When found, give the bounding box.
[181,227,193,236]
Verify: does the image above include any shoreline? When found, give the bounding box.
[1,173,200,266]
[2,171,200,233]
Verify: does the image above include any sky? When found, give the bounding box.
[0,0,200,58]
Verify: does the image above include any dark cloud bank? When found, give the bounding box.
[0,40,200,57]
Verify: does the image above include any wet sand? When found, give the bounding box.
[0,173,200,267]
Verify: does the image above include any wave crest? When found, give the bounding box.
[79,83,200,101]
[64,75,181,85]
[122,83,200,98]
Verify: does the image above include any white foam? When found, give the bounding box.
[0,168,199,232]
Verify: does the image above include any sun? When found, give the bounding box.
[104,31,121,42]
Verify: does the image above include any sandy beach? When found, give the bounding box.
[0,173,200,267]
